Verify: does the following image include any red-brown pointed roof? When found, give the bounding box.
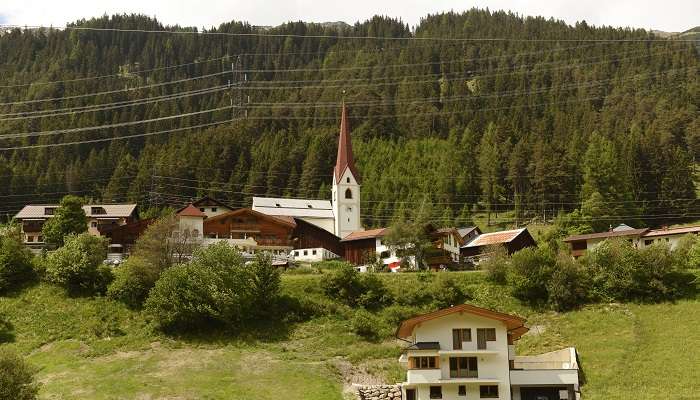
[334,102,361,184]
[177,203,206,218]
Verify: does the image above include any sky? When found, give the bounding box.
[1,0,698,33]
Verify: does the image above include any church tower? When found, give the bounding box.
[332,102,362,239]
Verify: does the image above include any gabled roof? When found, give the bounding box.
[177,204,206,218]
[15,204,137,219]
[563,228,649,242]
[204,208,297,228]
[643,225,700,237]
[462,228,528,248]
[333,102,361,184]
[341,227,388,242]
[396,304,528,340]
[252,197,334,219]
[458,226,481,239]
[434,227,465,245]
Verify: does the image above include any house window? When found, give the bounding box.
[26,236,34,243]
[409,356,438,369]
[406,389,416,400]
[449,357,478,378]
[44,207,55,215]
[458,385,466,396]
[294,251,299,256]
[480,385,498,398]
[476,328,496,349]
[345,188,352,199]
[91,207,105,215]
[200,208,205,212]
[212,207,217,212]
[312,250,317,255]
[347,207,352,212]
[37,236,43,242]
[303,250,308,256]
[91,221,97,228]
[645,239,654,246]
[429,386,442,399]
[379,251,390,259]
[452,328,472,349]
[346,177,350,183]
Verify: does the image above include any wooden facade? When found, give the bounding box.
[343,237,376,265]
[203,209,296,247]
[292,218,342,256]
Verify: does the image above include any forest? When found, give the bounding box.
[0,9,698,231]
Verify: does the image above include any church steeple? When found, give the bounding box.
[331,101,362,238]
[334,101,361,184]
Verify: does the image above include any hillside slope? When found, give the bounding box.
[0,10,698,227]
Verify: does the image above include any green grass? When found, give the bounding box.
[1,273,699,399]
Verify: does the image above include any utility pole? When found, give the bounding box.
[230,55,249,120]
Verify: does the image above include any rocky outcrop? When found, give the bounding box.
[355,384,402,400]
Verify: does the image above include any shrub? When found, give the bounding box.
[107,257,159,308]
[547,253,590,311]
[584,240,695,302]
[248,254,281,311]
[0,225,35,293]
[350,309,385,340]
[480,245,510,284]
[44,234,112,295]
[144,242,252,331]
[507,246,556,304]
[429,274,471,308]
[322,265,392,309]
[0,349,39,400]
[380,304,422,326]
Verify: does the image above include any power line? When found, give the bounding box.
[0,105,233,140]
[0,117,235,150]
[2,24,695,42]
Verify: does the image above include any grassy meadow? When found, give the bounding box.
[1,272,699,399]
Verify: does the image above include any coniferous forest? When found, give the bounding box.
[0,10,698,230]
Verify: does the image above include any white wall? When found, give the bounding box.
[291,247,339,262]
[299,216,336,235]
[196,206,231,219]
[177,216,204,238]
[332,168,362,239]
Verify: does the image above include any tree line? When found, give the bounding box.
[0,9,698,230]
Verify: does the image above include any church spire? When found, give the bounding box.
[334,101,361,184]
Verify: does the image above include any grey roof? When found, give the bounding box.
[612,223,636,232]
[406,342,441,351]
[252,197,334,219]
[15,204,137,219]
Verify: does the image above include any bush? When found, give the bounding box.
[429,274,471,309]
[480,245,510,284]
[547,253,590,311]
[507,246,556,304]
[144,242,252,331]
[41,195,87,247]
[0,225,35,293]
[0,349,39,400]
[322,265,391,310]
[107,257,159,308]
[248,253,281,310]
[583,240,695,302]
[44,233,112,295]
[350,309,385,340]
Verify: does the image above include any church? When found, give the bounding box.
[252,103,364,240]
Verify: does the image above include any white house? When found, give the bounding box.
[396,304,581,400]
[563,223,700,257]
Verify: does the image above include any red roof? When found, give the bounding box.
[341,228,388,242]
[333,102,361,184]
[177,204,206,218]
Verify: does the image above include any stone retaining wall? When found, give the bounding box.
[356,384,402,400]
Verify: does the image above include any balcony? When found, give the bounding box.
[406,368,442,384]
[510,347,580,387]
